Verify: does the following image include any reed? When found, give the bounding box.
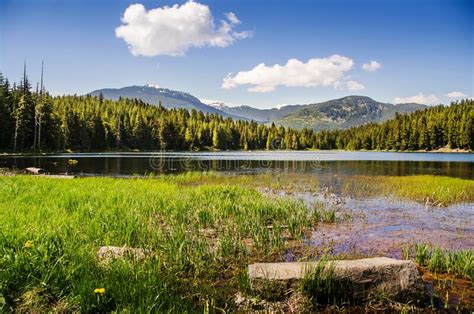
[342,175,474,205]
[411,244,473,280]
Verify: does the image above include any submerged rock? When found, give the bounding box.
[248,257,424,303]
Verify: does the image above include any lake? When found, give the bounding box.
[1,151,473,178]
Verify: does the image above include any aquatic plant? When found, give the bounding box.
[311,202,338,223]
[343,175,474,205]
[411,243,473,280]
[414,243,430,266]
[402,245,410,260]
[67,159,79,166]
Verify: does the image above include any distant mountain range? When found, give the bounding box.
[89,84,243,119]
[206,102,303,122]
[207,96,426,131]
[90,85,427,131]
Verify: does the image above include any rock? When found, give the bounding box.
[97,246,150,262]
[26,167,45,174]
[248,257,424,302]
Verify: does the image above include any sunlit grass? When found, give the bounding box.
[0,175,318,312]
[404,244,473,280]
[343,175,474,205]
[174,172,474,205]
[301,255,350,306]
[1,173,472,311]
[170,171,320,192]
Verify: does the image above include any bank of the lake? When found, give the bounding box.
[1,173,473,312]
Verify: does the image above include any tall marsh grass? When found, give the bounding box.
[405,244,473,280]
[343,175,474,205]
[0,175,315,312]
[301,255,351,306]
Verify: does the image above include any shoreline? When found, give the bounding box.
[1,148,472,157]
[1,173,472,311]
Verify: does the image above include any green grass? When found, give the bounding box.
[406,244,473,280]
[1,173,472,311]
[343,175,474,205]
[0,175,319,312]
[301,255,351,306]
[181,173,474,206]
[311,202,338,223]
[171,171,320,193]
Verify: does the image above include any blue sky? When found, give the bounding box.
[1,0,472,108]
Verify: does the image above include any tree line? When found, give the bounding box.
[314,100,473,151]
[0,69,472,152]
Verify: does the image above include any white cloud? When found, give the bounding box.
[445,91,467,98]
[225,12,240,24]
[347,80,365,91]
[222,55,355,93]
[362,60,381,72]
[394,93,439,105]
[115,2,251,57]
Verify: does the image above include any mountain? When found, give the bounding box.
[208,96,426,130]
[271,96,427,131]
[89,85,244,119]
[90,87,427,131]
[207,102,303,122]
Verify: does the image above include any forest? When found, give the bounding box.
[0,70,472,152]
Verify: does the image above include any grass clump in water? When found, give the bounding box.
[406,244,473,280]
[311,202,338,223]
[343,175,474,205]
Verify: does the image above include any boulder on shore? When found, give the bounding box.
[248,257,425,302]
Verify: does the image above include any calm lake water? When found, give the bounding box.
[1,151,473,179]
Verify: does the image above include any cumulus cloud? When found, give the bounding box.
[362,60,381,72]
[347,80,365,91]
[222,55,355,93]
[394,93,439,105]
[445,91,467,98]
[115,2,251,56]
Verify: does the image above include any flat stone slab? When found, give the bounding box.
[249,257,424,302]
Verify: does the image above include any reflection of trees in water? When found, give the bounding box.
[0,157,472,179]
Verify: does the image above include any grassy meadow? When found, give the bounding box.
[0,175,317,312]
[0,173,473,312]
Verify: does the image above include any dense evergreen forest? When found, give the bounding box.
[0,70,472,152]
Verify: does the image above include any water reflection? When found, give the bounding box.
[0,152,472,179]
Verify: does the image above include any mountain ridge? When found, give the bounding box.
[213,95,427,130]
[272,95,427,130]
[89,85,244,120]
[90,85,427,131]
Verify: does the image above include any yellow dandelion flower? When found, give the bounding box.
[23,240,33,249]
[94,288,105,295]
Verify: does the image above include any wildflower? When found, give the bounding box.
[94,288,105,295]
[23,240,33,249]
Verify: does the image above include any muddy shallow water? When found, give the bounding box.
[296,193,474,257]
[278,192,474,309]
